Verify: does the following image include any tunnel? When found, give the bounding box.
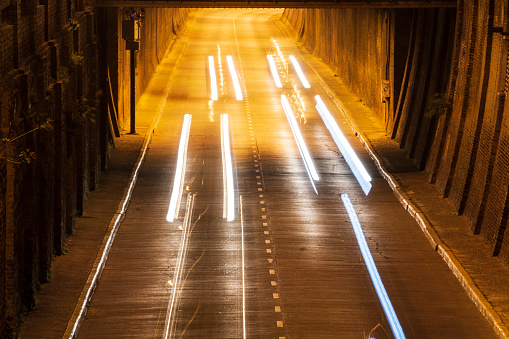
[1,0,509,337]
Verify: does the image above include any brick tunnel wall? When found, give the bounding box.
[0,1,190,336]
[282,0,509,262]
[97,7,191,130]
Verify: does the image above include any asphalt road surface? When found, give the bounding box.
[77,9,497,339]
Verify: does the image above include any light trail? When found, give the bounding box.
[340,193,406,339]
[221,114,235,221]
[240,195,246,339]
[227,55,243,101]
[164,194,195,339]
[209,56,218,100]
[281,94,319,193]
[218,46,224,94]
[166,114,192,222]
[315,95,372,195]
[289,55,310,88]
[267,55,282,88]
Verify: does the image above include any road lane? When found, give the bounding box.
[77,8,497,339]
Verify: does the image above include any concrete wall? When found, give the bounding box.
[282,0,509,262]
[0,1,190,336]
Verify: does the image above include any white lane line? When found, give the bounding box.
[209,56,218,100]
[340,193,405,339]
[289,55,310,88]
[167,114,192,222]
[267,55,283,88]
[227,55,243,101]
[240,195,246,339]
[221,114,235,221]
[164,194,195,339]
[315,95,372,195]
[281,94,319,193]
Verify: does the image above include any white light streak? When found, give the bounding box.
[209,56,218,100]
[289,55,310,88]
[315,95,372,195]
[166,114,192,222]
[340,194,406,339]
[218,46,224,93]
[164,194,194,339]
[240,195,246,339]
[221,114,235,221]
[267,55,282,88]
[227,55,243,101]
[281,95,319,193]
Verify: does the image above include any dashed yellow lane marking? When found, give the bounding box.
[277,321,284,327]
[271,281,277,286]
[261,208,266,211]
[265,239,271,244]
[258,188,263,191]
[263,222,268,226]
[268,259,273,263]
[269,269,275,275]
[260,201,265,204]
[273,293,279,299]
[259,194,263,197]
[256,176,260,179]
[275,306,281,312]
[257,182,262,185]
[262,215,267,219]
[264,231,269,234]
[266,249,272,253]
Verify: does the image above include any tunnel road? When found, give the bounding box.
[76,9,497,339]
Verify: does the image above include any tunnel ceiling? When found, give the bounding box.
[95,0,457,8]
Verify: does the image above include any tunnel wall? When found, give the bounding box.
[98,7,191,130]
[0,1,190,336]
[282,0,509,262]
[282,8,389,122]
[0,0,102,335]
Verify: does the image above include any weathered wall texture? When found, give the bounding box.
[282,0,509,262]
[0,2,189,336]
[97,7,190,130]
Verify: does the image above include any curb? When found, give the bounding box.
[274,16,508,339]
